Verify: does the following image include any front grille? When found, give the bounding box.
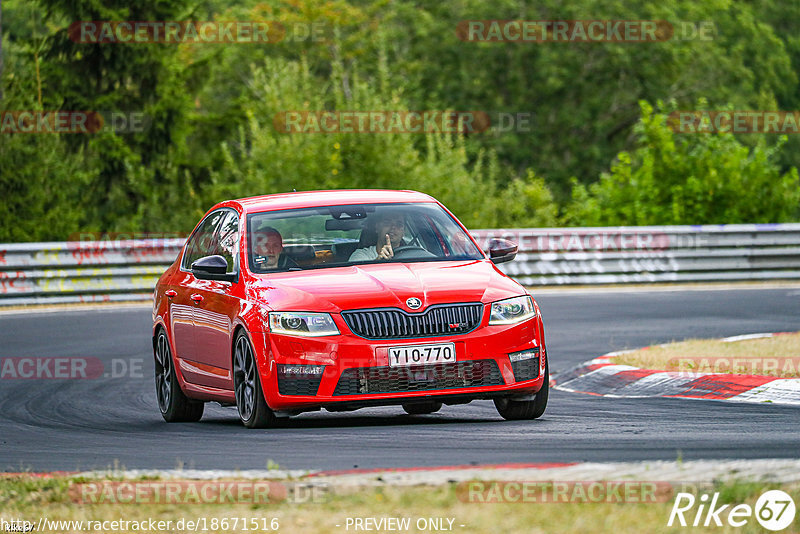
[333,360,504,395]
[511,357,540,382]
[342,303,483,339]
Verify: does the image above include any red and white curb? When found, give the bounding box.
[553,333,800,406]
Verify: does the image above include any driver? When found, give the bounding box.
[252,226,297,270]
[349,212,406,261]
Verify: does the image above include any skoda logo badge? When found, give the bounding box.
[406,297,422,310]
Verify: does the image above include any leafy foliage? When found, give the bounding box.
[564,101,800,225]
[1,0,799,242]
[202,57,554,229]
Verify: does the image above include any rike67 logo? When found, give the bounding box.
[668,490,796,531]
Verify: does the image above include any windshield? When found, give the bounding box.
[246,202,484,273]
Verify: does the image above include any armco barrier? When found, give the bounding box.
[470,223,800,285]
[1,224,799,306]
[0,239,184,306]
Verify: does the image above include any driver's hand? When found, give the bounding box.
[378,234,394,260]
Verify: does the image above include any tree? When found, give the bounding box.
[366,0,796,199]
[563,101,800,226]
[34,0,198,229]
[200,56,558,230]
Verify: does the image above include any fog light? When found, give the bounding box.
[277,364,325,377]
[509,348,540,362]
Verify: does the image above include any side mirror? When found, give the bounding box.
[191,255,237,282]
[488,238,518,264]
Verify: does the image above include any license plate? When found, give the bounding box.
[388,343,456,367]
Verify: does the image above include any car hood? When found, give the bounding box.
[247,260,525,313]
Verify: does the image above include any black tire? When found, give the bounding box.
[402,401,443,415]
[233,330,276,429]
[494,358,549,421]
[154,329,204,422]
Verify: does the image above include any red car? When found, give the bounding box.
[152,190,548,428]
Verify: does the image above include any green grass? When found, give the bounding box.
[612,333,800,377]
[0,475,797,533]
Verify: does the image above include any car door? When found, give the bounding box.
[173,209,227,385]
[187,209,242,390]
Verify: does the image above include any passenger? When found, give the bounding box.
[251,226,297,270]
[349,212,406,261]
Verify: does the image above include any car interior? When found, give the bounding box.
[247,203,478,272]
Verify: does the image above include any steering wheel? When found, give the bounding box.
[392,246,436,259]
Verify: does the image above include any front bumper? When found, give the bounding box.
[256,314,545,411]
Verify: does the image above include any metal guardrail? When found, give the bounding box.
[0,239,184,306]
[470,223,800,285]
[1,224,799,306]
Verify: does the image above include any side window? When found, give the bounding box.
[216,211,240,274]
[182,210,226,270]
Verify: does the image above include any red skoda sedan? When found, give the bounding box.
[152,190,548,428]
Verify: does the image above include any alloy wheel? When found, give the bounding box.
[234,335,256,421]
[154,333,172,413]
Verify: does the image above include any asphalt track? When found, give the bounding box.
[1,287,798,472]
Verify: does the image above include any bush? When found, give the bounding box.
[203,57,559,229]
[564,101,800,226]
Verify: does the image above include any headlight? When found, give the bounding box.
[268,312,340,337]
[489,296,536,325]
